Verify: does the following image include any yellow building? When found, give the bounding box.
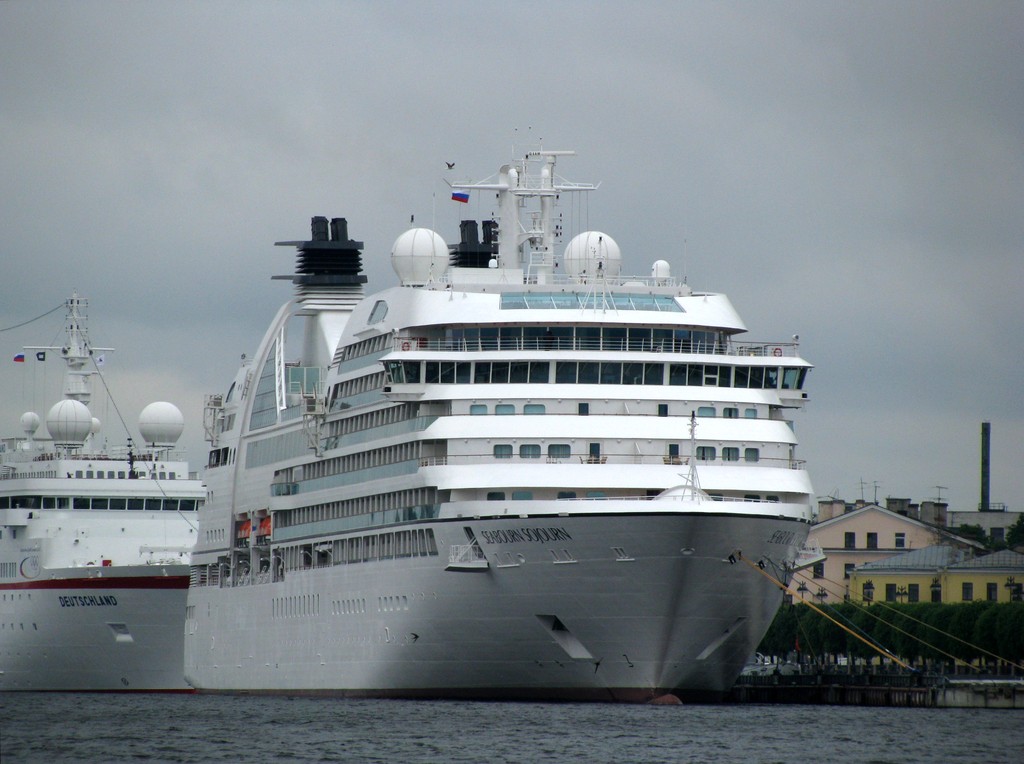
[849,547,1024,604]
[790,503,982,603]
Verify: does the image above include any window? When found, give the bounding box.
[723,407,739,418]
[469,404,487,415]
[495,404,515,415]
[866,532,878,550]
[812,562,824,579]
[696,446,716,461]
[907,584,919,602]
[523,404,546,415]
[722,447,739,462]
[577,403,589,416]
[885,583,897,602]
[486,492,505,501]
[511,491,533,500]
[987,582,998,601]
[547,444,571,460]
[556,491,576,499]
[894,532,906,549]
[697,406,716,417]
[844,532,856,550]
[519,444,541,459]
[844,563,855,579]
[493,445,513,459]
[962,582,973,602]
[658,404,668,418]
[744,448,760,463]
[744,408,757,418]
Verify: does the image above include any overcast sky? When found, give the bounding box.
[2,1,1021,515]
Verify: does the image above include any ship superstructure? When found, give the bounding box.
[0,293,202,691]
[186,150,814,701]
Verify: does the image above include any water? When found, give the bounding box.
[0,695,1019,763]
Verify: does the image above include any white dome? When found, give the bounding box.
[20,411,40,437]
[651,259,671,281]
[46,399,93,446]
[563,231,621,279]
[90,417,102,435]
[391,228,449,285]
[138,402,184,446]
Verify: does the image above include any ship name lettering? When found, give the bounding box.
[58,595,119,607]
[767,531,795,545]
[479,527,573,544]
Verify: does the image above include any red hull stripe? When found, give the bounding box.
[0,576,189,591]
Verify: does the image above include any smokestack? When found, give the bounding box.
[980,421,991,511]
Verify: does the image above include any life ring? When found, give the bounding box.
[772,347,782,357]
[401,341,411,351]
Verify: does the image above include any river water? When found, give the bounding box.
[0,694,1019,763]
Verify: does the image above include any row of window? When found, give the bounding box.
[0,496,199,511]
[274,488,438,531]
[843,531,907,550]
[497,293,685,312]
[862,581,1023,603]
[489,443,761,463]
[466,402,761,419]
[386,360,806,390]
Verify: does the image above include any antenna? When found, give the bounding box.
[934,486,948,503]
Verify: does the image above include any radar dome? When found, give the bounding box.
[46,399,93,447]
[90,417,102,435]
[563,231,621,279]
[139,402,184,446]
[391,228,449,285]
[651,259,671,282]
[20,411,40,437]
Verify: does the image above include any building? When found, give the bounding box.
[790,502,983,603]
[849,547,1024,604]
[947,507,1024,547]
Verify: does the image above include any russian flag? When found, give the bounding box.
[451,191,469,203]
[13,353,25,363]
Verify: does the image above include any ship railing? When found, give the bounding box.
[419,454,806,469]
[449,543,486,565]
[391,336,799,357]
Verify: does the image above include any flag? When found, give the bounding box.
[13,353,25,363]
[36,351,46,362]
[95,354,105,368]
[451,191,469,203]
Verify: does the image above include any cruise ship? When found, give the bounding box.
[0,294,202,691]
[185,150,815,702]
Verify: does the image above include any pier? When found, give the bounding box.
[729,672,1024,708]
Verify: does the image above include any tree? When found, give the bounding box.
[1006,515,1024,550]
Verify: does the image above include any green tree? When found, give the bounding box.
[1006,515,1024,550]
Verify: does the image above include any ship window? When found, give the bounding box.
[523,404,546,415]
[577,403,589,416]
[764,367,779,389]
[744,448,760,462]
[145,499,161,511]
[368,300,388,324]
[474,362,491,383]
[622,363,644,385]
[766,495,780,502]
[495,404,515,415]
[722,447,740,461]
[127,498,144,510]
[734,366,749,388]
[512,491,533,500]
[163,500,179,511]
[747,367,765,388]
[782,367,804,390]
[577,362,599,384]
[509,361,530,383]
[493,445,513,459]
[548,444,571,459]
[658,404,668,418]
[723,407,739,418]
[744,494,761,501]
[490,362,510,383]
[91,499,109,510]
[74,498,89,509]
[586,491,606,498]
[181,500,197,511]
[519,445,541,459]
[470,404,487,415]
[696,446,716,461]
[644,363,664,385]
[600,362,622,384]
[555,362,576,383]
[745,408,757,418]
[108,498,126,510]
[487,492,506,501]
[528,362,549,383]
[697,406,716,417]
[118,471,126,478]
[557,491,577,499]
[86,471,94,478]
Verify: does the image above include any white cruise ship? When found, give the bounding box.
[0,294,202,691]
[185,150,815,702]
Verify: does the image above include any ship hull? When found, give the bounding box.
[0,565,192,692]
[185,510,807,701]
